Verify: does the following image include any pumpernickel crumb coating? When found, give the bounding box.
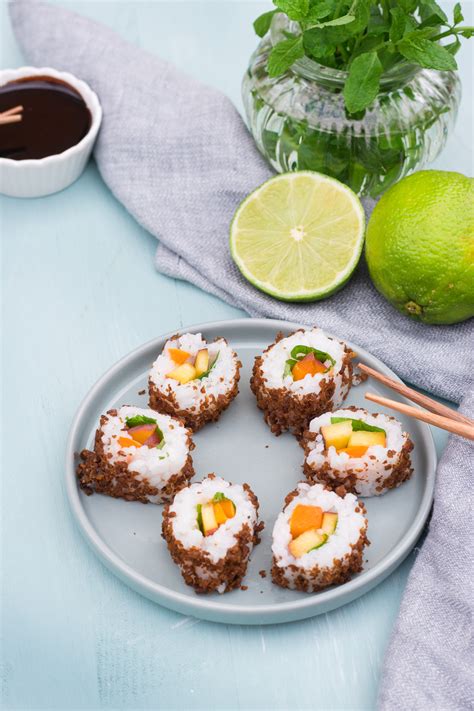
[77,409,195,504]
[149,334,241,431]
[162,478,264,594]
[272,485,369,593]
[251,330,355,438]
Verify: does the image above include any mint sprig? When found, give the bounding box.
[125,414,165,449]
[254,0,473,113]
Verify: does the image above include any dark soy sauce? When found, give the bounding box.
[0,76,92,160]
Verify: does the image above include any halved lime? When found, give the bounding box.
[230,171,365,301]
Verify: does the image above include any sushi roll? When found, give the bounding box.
[162,474,264,593]
[251,328,357,437]
[272,482,368,592]
[77,405,194,503]
[149,332,241,431]
[301,407,414,497]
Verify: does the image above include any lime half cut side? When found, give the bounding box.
[230,171,365,302]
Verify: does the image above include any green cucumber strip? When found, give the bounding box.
[156,426,166,449]
[290,345,336,366]
[196,351,220,380]
[196,504,204,534]
[308,534,328,552]
[283,358,297,377]
[331,417,386,434]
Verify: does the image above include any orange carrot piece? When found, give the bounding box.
[339,445,368,457]
[292,353,326,380]
[118,436,142,448]
[290,504,323,538]
[220,499,235,519]
[213,502,227,525]
[168,347,191,365]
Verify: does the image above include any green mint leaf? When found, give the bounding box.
[420,0,448,24]
[453,2,464,24]
[196,352,220,380]
[254,10,277,37]
[397,0,417,13]
[458,28,473,38]
[398,36,457,70]
[125,415,157,427]
[389,7,408,43]
[273,0,309,21]
[323,14,355,26]
[196,504,204,534]
[330,417,386,433]
[306,0,331,22]
[268,35,305,76]
[444,37,461,55]
[212,492,226,502]
[290,345,336,366]
[343,51,382,113]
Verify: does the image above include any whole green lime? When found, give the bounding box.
[365,170,474,325]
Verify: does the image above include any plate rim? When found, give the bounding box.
[65,318,437,624]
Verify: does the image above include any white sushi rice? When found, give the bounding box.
[272,483,366,575]
[260,328,350,402]
[149,333,239,412]
[169,476,258,564]
[100,405,190,501]
[305,408,408,497]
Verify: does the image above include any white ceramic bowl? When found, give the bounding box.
[0,67,102,198]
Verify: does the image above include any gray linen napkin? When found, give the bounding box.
[378,390,474,711]
[8,0,473,404]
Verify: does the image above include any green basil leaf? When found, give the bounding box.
[344,51,382,113]
[453,2,464,24]
[196,504,204,534]
[268,35,305,76]
[273,0,309,21]
[125,415,157,427]
[253,10,277,37]
[290,345,336,365]
[196,352,220,380]
[330,417,386,433]
[398,36,457,70]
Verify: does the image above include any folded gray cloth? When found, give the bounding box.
[378,390,474,711]
[9,0,473,405]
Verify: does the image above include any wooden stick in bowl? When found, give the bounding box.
[365,392,474,441]
[357,362,473,426]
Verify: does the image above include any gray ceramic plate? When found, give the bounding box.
[66,318,436,625]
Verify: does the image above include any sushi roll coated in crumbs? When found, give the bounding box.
[251,328,357,438]
[272,482,368,592]
[302,406,414,497]
[162,474,264,593]
[149,333,241,431]
[77,406,194,504]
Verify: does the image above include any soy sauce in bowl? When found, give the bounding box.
[0,76,92,160]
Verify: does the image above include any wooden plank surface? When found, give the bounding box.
[1,1,470,708]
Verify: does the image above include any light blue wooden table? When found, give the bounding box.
[1,1,472,709]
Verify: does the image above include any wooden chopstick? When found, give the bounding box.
[365,392,474,440]
[0,115,22,126]
[357,362,473,426]
[0,104,23,118]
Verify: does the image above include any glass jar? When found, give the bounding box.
[242,14,461,198]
